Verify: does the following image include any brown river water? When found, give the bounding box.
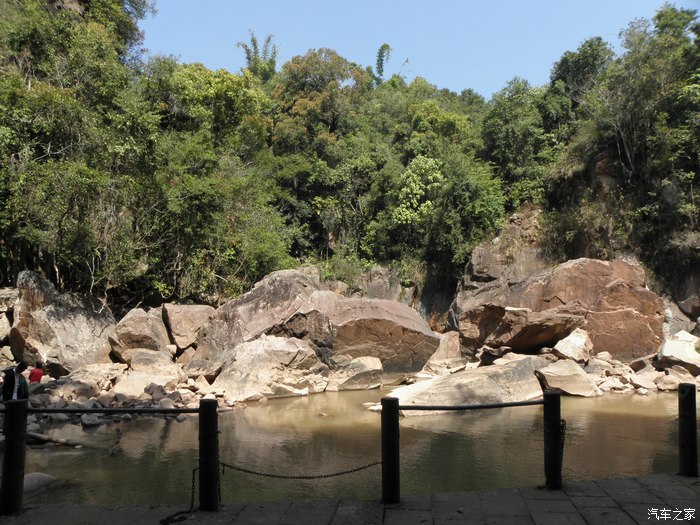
[12,389,693,505]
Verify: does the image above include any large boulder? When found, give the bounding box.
[195,270,319,361]
[272,291,440,373]
[162,303,215,350]
[449,258,664,361]
[327,356,383,391]
[390,355,550,415]
[535,360,603,397]
[196,270,440,374]
[657,331,700,376]
[455,304,585,353]
[9,271,114,376]
[111,307,170,358]
[211,334,329,402]
[48,363,128,400]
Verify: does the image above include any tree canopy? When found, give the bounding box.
[0,1,697,306]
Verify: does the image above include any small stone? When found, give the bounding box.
[80,414,102,427]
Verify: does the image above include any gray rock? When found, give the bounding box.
[0,312,10,344]
[10,271,114,376]
[24,472,59,493]
[391,355,550,416]
[584,357,614,376]
[663,299,697,337]
[80,413,102,427]
[212,335,329,402]
[629,371,660,391]
[423,331,471,375]
[552,328,592,364]
[535,359,602,397]
[657,331,700,376]
[162,303,215,350]
[112,308,170,356]
[327,356,383,391]
[112,349,184,398]
[597,376,628,392]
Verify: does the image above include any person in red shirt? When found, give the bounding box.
[28,362,44,384]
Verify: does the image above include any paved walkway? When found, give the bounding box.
[1,473,698,524]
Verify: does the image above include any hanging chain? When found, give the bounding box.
[220,460,382,480]
[158,467,199,525]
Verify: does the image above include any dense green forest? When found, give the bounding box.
[0,0,698,307]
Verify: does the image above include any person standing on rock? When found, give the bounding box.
[29,362,44,384]
[1,361,29,401]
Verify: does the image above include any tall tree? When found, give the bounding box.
[237,31,278,83]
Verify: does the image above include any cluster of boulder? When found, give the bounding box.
[392,207,699,410]
[0,210,698,426]
[1,268,444,425]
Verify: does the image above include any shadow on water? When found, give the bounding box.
[4,390,693,504]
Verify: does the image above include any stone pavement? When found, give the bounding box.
[0,473,698,524]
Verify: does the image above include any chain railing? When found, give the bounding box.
[220,460,381,480]
[380,390,565,504]
[0,400,214,515]
[1,385,697,514]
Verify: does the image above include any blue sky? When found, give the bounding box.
[138,1,698,100]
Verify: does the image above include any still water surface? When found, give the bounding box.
[16,390,689,505]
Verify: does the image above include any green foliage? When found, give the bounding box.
[237,31,278,83]
[482,78,547,208]
[0,1,697,307]
[543,5,700,290]
[427,153,505,267]
[550,36,613,105]
[391,155,444,226]
[318,249,372,285]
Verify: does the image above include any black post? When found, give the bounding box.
[0,400,28,515]
[543,390,562,489]
[381,396,400,504]
[199,399,219,511]
[678,384,698,477]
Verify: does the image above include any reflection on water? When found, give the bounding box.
[8,390,694,505]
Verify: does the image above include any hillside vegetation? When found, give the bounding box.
[0,1,698,307]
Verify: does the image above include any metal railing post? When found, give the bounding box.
[0,399,28,515]
[199,399,219,511]
[678,384,698,477]
[381,396,400,504]
[543,390,562,489]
